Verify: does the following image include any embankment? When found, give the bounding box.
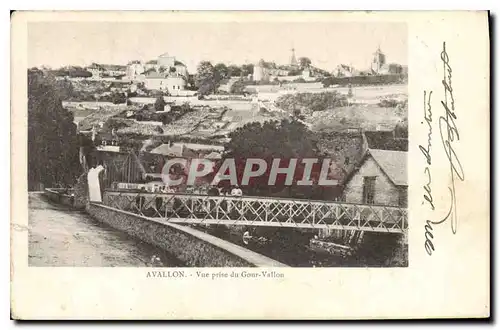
[86,202,287,268]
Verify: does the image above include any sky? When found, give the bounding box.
[28,22,407,73]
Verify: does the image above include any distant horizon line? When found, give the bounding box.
[31,57,408,73]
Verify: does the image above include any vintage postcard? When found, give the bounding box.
[11,11,490,319]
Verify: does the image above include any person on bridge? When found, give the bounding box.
[230,186,243,197]
[136,187,146,211]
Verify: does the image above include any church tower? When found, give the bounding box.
[371,46,386,74]
[290,48,298,67]
[253,59,266,81]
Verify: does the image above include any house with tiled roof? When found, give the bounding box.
[342,149,407,207]
[150,143,198,158]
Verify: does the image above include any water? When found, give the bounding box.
[199,225,405,267]
[28,193,183,267]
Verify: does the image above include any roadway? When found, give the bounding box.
[28,193,181,267]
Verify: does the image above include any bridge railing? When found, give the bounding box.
[103,190,408,233]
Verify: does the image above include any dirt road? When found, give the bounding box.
[28,193,181,267]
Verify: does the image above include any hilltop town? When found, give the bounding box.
[27,27,409,269]
[29,46,408,202]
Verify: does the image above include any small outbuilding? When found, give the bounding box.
[342,149,407,207]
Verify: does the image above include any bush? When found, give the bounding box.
[378,98,407,108]
[275,91,347,115]
[68,69,92,78]
[111,92,127,104]
[229,79,256,94]
[154,96,167,112]
[288,69,302,76]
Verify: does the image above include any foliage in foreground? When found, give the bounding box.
[28,69,81,190]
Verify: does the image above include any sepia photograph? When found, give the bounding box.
[27,20,408,268]
[11,10,489,320]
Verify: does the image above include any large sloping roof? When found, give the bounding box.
[150,143,198,158]
[368,149,407,186]
[150,143,183,157]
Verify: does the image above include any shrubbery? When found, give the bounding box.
[275,91,348,116]
[322,74,408,87]
[378,99,400,108]
[111,92,127,104]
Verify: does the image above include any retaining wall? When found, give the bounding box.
[87,203,287,268]
[44,188,75,207]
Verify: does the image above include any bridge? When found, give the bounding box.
[103,191,408,234]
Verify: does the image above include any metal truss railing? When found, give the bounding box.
[103,191,408,233]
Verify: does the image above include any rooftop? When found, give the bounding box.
[150,143,198,158]
[368,149,407,186]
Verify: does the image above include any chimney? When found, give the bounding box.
[361,129,369,151]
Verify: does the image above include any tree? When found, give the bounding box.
[229,79,249,94]
[227,65,242,77]
[213,119,329,198]
[259,60,277,70]
[214,63,229,80]
[154,96,167,112]
[111,92,127,104]
[195,61,219,96]
[68,67,93,78]
[241,64,254,77]
[298,57,312,69]
[28,69,80,190]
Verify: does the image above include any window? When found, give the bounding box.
[362,176,376,204]
[398,187,408,207]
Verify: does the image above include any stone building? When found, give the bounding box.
[342,149,407,207]
[252,60,267,82]
[140,71,186,92]
[371,46,387,74]
[157,53,176,68]
[126,53,188,81]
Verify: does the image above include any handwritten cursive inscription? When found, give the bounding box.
[424,188,454,255]
[420,90,433,166]
[423,42,465,256]
[420,91,435,211]
[439,41,465,234]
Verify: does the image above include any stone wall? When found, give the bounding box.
[86,203,287,268]
[44,188,75,207]
[343,156,401,206]
[73,172,89,209]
